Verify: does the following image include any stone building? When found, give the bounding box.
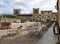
[32,8,41,21]
[52,12,57,22]
[0,8,57,22]
[33,8,39,14]
[14,9,21,15]
[41,11,52,22]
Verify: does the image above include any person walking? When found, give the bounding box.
[53,21,58,35]
[53,25,55,34]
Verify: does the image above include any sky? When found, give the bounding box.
[0,0,57,14]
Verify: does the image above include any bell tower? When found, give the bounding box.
[32,8,40,21]
[32,8,39,16]
[14,9,21,15]
[33,8,39,14]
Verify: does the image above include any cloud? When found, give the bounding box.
[0,0,4,5]
[0,0,57,14]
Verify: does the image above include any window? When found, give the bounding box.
[48,16,49,18]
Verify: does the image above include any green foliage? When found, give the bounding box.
[16,16,26,20]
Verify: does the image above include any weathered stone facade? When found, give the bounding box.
[41,11,52,22]
[52,12,57,21]
[32,8,41,21]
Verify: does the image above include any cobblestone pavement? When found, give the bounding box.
[36,24,58,44]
